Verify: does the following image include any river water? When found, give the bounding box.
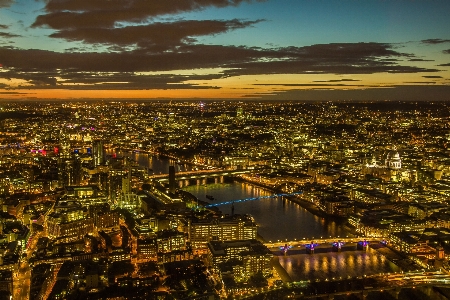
[116,152,402,279]
[183,182,349,242]
[115,151,196,174]
[278,249,400,281]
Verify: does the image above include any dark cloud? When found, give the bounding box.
[0,70,59,87]
[0,45,260,72]
[257,85,450,101]
[313,79,360,82]
[422,75,443,79]
[0,0,13,8]
[49,19,262,49]
[232,61,437,75]
[0,32,21,38]
[58,72,222,90]
[0,42,425,72]
[0,91,28,94]
[404,81,436,84]
[222,43,439,76]
[0,24,8,29]
[32,0,265,54]
[422,39,450,44]
[408,58,433,62]
[1,68,223,90]
[253,83,365,87]
[438,63,450,67]
[0,42,441,90]
[443,49,450,54]
[380,58,400,62]
[33,0,264,29]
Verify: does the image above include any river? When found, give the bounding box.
[113,151,349,241]
[278,248,400,281]
[183,182,350,242]
[107,150,197,174]
[114,152,402,279]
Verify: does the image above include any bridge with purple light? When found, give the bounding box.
[332,240,345,250]
[265,237,387,255]
[279,243,293,254]
[203,192,302,208]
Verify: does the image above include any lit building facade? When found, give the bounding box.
[188,216,257,249]
[206,239,272,281]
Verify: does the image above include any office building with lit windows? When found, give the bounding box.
[156,230,186,253]
[188,215,257,249]
[137,238,157,261]
[206,239,272,281]
[46,201,94,242]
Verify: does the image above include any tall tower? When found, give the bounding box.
[92,140,104,166]
[236,107,244,119]
[119,168,138,209]
[58,126,72,187]
[59,127,71,159]
[122,174,131,195]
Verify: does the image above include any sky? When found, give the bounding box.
[1,0,450,101]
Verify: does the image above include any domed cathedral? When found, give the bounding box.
[384,147,408,182]
[362,148,410,183]
[385,149,402,169]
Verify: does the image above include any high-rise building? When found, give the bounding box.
[92,140,104,167]
[59,127,71,159]
[58,156,82,187]
[58,127,74,188]
[122,172,131,195]
[236,107,244,118]
[119,169,140,209]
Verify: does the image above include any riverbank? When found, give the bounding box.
[370,243,423,272]
[270,256,292,283]
[289,196,335,219]
[235,176,349,224]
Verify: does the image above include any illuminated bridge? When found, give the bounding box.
[265,237,386,246]
[203,192,303,208]
[265,237,388,255]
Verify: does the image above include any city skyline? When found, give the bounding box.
[2,100,450,298]
[1,0,450,101]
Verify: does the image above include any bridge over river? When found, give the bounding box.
[203,192,303,207]
[266,238,386,255]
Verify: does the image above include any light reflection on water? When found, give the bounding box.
[278,248,400,281]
